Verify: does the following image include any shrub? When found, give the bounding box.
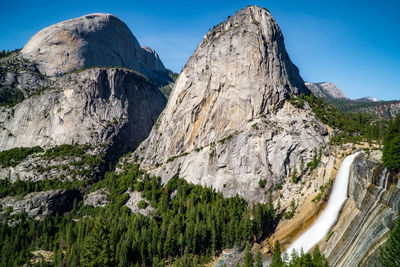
[259,179,267,189]
[138,200,148,209]
[0,146,43,167]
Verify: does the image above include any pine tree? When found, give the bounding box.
[82,216,115,266]
[383,115,400,170]
[312,245,322,266]
[300,157,305,174]
[379,217,400,267]
[291,167,298,183]
[255,249,263,267]
[243,242,254,267]
[270,240,283,267]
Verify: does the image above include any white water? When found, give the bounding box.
[330,166,389,266]
[286,152,360,256]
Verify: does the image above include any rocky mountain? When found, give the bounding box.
[306,82,400,119]
[0,13,168,182]
[20,13,167,79]
[305,82,347,99]
[357,96,379,102]
[324,97,400,119]
[1,5,398,267]
[132,6,328,202]
[0,68,165,160]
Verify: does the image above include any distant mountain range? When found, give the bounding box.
[306,82,400,118]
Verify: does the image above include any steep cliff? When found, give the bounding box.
[0,189,81,220]
[132,6,328,202]
[319,152,400,266]
[0,67,166,161]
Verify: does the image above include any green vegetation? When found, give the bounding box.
[255,249,263,267]
[0,177,89,198]
[290,94,386,145]
[270,241,329,267]
[382,115,400,170]
[326,231,334,242]
[270,240,284,267]
[157,70,179,98]
[38,144,105,178]
[166,151,189,163]
[0,87,25,107]
[0,144,104,184]
[274,183,283,191]
[42,144,89,159]
[0,146,43,167]
[282,199,296,220]
[0,162,276,266]
[0,48,20,59]
[137,200,148,209]
[307,148,322,173]
[243,242,254,267]
[259,179,267,189]
[324,97,400,119]
[379,216,400,267]
[291,167,299,183]
[219,134,233,144]
[312,179,333,203]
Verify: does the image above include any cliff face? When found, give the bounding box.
[319,152,400,266]
[0,68,165,161]
[0,189,81,220]
[132,6,328,202]
[21,13,167,79]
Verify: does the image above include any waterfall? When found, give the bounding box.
[330,165,389,266]
[285,152,361,257]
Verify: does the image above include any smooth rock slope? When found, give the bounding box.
[21,13,167,79]
[133,6,328,202]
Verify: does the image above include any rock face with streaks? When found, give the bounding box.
[132,6,328,202]
[0,67,166,161]
[319,152,400,267]
[21,13,167,79]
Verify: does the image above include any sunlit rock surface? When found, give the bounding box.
[21,13,166,78]
[131,6,328,202]
[320,152,400,266]
[0,68,166,162]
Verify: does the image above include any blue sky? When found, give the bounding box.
[1,0,399,100]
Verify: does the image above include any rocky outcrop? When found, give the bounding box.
[305,82,347,99]
[132,6,328,202]
[125,190,154,216]
[84,188,109,207]
[21,13,167,80]
[0,67,166,161]
[319,152,400,266]
[0,189,81,220]
[0,53,50,106]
